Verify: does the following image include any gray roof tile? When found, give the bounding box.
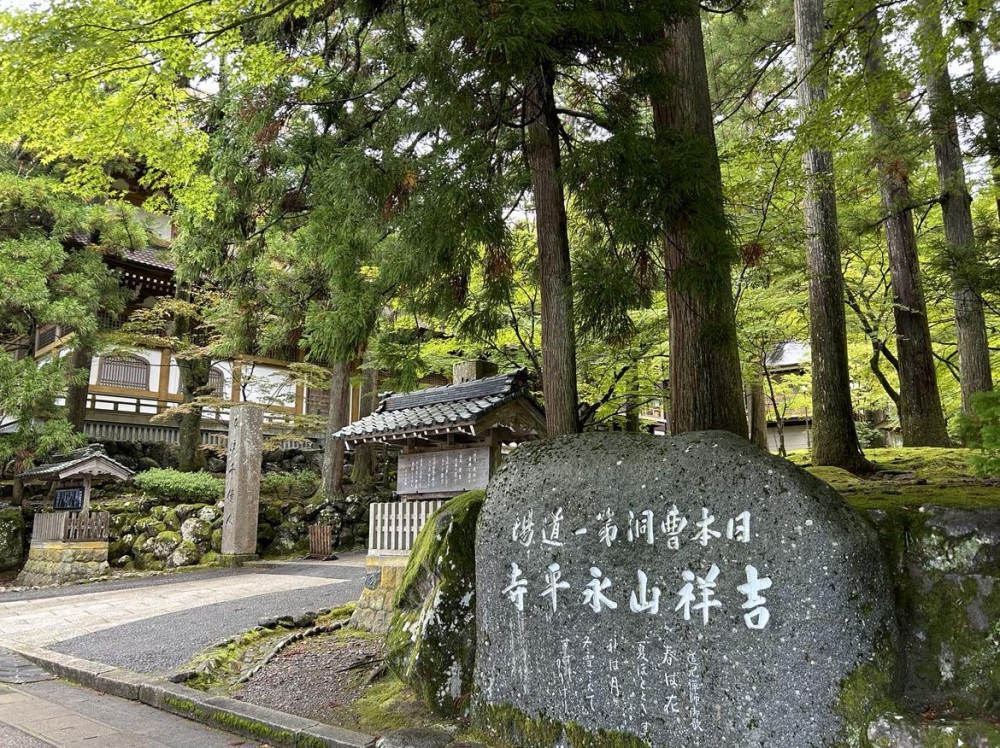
[335,369,541,443]
[21,445,134,481]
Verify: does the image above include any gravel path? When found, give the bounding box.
[235,630,384,724]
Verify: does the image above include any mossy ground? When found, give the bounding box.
[788,447,1000,511]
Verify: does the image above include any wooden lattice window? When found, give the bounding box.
[98,354,150,390]
[208,367,225,397]
[306,386,330,415]
[36,325,58,350]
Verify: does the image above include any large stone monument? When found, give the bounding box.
[221,403,264,559]
[475,431,897,747]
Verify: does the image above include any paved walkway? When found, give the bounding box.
[0,571,339,646]
[0,556,371,746]
[0,557,367,673]
[0,679,267,747]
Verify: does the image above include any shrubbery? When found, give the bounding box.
[260,470,319,500]
[131,468,225,502]
[958,391,1000,476]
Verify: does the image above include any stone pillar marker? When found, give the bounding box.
[221,403,264,559]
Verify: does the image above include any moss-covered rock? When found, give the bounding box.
[262,504,282,525]
[869,506,1000,718]
[867,713,1000,747]
[0,506,25,572]
[265,522,302,556]
[386,489,484,718]
[108,533,135,559]
[163,508,181,531]
[139,519,167,537]
[150,530,182,560]
[169,539,201,568]
[136,552,164,571]
[180,517,212,544]
[197,506,219,523]
[210,528,223,553]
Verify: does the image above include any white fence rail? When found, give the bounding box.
[368,500,446,555]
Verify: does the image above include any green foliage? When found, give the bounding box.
[259,470,319,500]
[0,152,137,477]
[958,391,1000,476]
[131,468,224,503]
[854,420,884,449]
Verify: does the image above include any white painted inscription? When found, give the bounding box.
[501,505,772,630]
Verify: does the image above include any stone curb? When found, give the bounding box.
[4,643,376,748]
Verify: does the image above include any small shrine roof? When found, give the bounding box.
[120,247,176,272]
[336,369,544,445]
[20,445,135,482]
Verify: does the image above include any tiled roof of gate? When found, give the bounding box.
[20,445,134,481]
[335,369,541,443]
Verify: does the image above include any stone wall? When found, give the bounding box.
[16,540,109,587]
[871,505,1000,718]
[96,491,374,572]
[0,506,25,572]
[351,554,409,634]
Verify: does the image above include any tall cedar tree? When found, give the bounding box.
[653,8,748,437]
[794,0,872,471]
[375,0,701,438]
[918,7,993,413]
[958,10,1000,221]
[861,6,950,446]
[525,59,579,436]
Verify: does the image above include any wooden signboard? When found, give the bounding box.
[53,487,84,511]
[397,447,491,496]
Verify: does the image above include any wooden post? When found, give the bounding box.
[82,475,92,513]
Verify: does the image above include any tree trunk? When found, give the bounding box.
[525,59,580,438]
[321,359,351,497]
[65,343,94,433]
[177,355,211,472]
[350,363,378,485]
[862,8,950,447]
[763,365,786,456]
[794,0,873,472]
[624,368,641,433]
[749,373,769,452]
[652,9,748,438]
[919,9,993,415]
[962,12,1000,221]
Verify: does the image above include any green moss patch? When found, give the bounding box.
[477,703,650,748]
[386,489,484,718]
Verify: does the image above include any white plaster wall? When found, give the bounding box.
[768,424,811,453]
[135,208,173,242]
[238,363,295,408]
[169,356,182,394]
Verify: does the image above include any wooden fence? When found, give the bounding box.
[31,511,110,542]
[308,525,336,559]
[368,500,446,555]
